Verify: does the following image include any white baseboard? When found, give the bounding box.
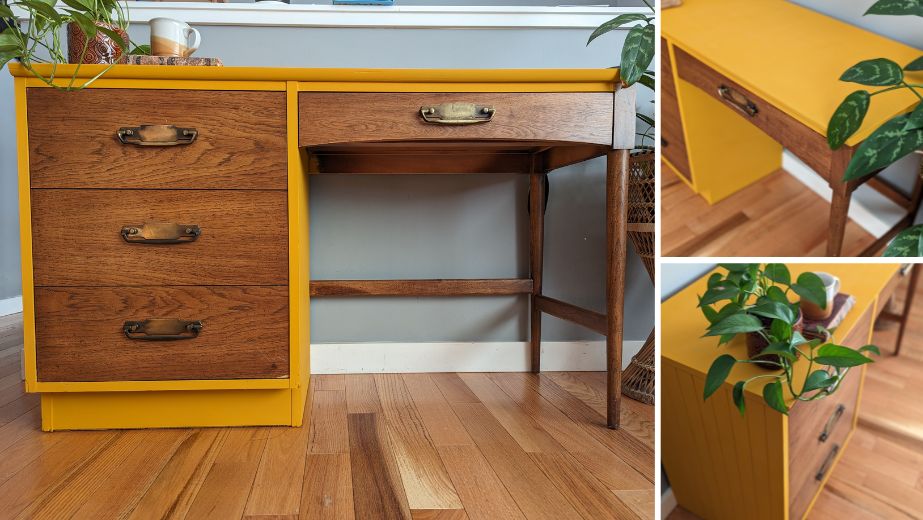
[782,152,906,238]
[0,296,23,317]
[310,340,643,374]
[661,488,678,520]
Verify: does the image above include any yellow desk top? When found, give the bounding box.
[662,263,899,400]
[663,0,922,146]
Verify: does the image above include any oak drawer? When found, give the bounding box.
[35,286,289,382]
[298,92,614,147]
[31,189,288,287]
[661,39,691,181]
[27,89,287,189]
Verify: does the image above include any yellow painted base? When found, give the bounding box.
[40,388,306,432]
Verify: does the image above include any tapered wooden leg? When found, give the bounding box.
[827,149,854,257]
[529,172,545,374]
[606,150,629,429]
[896,264,920,357]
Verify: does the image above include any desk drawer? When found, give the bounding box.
[661,39,691,181]
[27,88,287,190]
[298,92,614,147]
[31,189,288,287]
[34,286,289,382]
[672,47,833,177]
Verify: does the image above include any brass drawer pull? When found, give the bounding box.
[117,124,198,146]
[717,85,758,117]
[123,319,203,341]
[819,404,846,442]
[420,103,495,125]
[121,223,201,244]
[815,444,840,481]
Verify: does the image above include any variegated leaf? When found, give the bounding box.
[884,225,923,257]
[865,0,923,16]
[840,58,904,86]
[620,24,655,86]
[843,113,923,181]
[827,90,870,149]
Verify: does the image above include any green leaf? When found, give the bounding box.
[701,304,718,324]
[792,272,827,309]
[719,263,753,273]
[96,25,126,51]
[636,112,655,127]
[67,10,97,40]
[748,301,794,324]
[840,58,904,86]
[827,90,870,149]
[907,56,923,71]
[762,380,789,415]
[129,43,151,56]
[791,331,809,346]
[732,381,746,416]
[619,24,655,86]
[769,318,792,343]
[18,0,62,23]
[843,113,923,181]
[0,32,21,53]
[704,354,736,400]
[586,13,649,45]
[763,263,791,286]
[698,284,739,306]
[705,313,764,337]
[865,0,923,16]
[0,51,17,71]
[0,5,15,18]
[803,370,835,393]
[760,342,797,362]
[765,286,789,305]
[637,71,655,91]
[903,103,923,132]
[707,273,724,288]
[859,345,881,356]
[884,225,923,257]
[59,0,91,13]
[815,344,874,367]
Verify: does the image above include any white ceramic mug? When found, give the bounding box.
[801,272,841,320]
[149,18,201,58]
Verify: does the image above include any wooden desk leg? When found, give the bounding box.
[896,264,921,357]
[827,149,854,257]
[607,150,629,429]
[529,172,546,374]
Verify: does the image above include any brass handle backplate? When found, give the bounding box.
[819,404,845,442]
[815,444,840,481]
[118,124,197,146]
[121,223,201,244]
[717,85,758,117]
[123,319,203,341]
[420,103,495,125]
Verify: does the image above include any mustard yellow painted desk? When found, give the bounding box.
[10,64,636,431]
[662,263,904,520]
[662,0,922,256]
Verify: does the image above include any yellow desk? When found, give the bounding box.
[662,0,922,256]
[662,263,903,520]
[11,64,637,431]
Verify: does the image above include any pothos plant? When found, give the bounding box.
[827,0,923,256]
[586,0,655,146]
[699,264,880,415]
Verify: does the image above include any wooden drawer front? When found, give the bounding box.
[661,40,691,181]
[27,89,287,190]
[672,47,832,178]
[299,92,613,147]
[35,286,289,382]
[31,189,288,287]
[788,364,862,519]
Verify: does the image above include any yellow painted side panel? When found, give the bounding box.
[41,390,293,431]
[663,0,921,146]
[15,77,37,393]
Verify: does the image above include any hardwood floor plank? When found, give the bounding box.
[375,374,462,510]
[309,390,349,455]
[437,445,525,520]
[300,453,355,520]
[451,402,581,520]
[0,393,39,429]
[411,509,470,519]
[346,374,383,414]
[458,373,563,454]
[128,428,228,520]
[0,423,66,485]
[530,451,641,519]
[402,374,473,447]
[185,427,271,520]
[0,407,40,453]
[347,412,412,520]
[611,489,654,519]
[431,373,480,404]
[315,374,346,391]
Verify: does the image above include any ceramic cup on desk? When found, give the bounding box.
[149,18,201,57]
[800,272,840,320]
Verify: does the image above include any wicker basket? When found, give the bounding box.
[623,148,655,404]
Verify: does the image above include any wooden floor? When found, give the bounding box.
[0,313,654,519]
[662,167,876,257]
[667,274,923,519]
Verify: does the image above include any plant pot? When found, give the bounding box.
[746,310,804,369]
[67,22,127,65]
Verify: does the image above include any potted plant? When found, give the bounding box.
[699,264,880,415]
[0,0,130,90]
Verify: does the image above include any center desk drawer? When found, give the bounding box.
[31,189,287,287]
[26,88,287,190]
[34,286,289,382]
[299,92,614,147]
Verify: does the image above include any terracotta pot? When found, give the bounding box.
[746,310,804,369]
[67,22,127,64]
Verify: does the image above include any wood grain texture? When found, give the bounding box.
[437,445,524,520]
[606,149,629,429]
[300,454,355,520]
[27,88,287,189]
[661,38,692,180]
[529,171,545,373]
[534,295,606,336]
[411,509,469,520]
[611,85,637,150]
[612,489,654,519]
[311,279,532,297]
[299,92,613,147]
[31,189,288,287]
[345,374,383,414]
[34,286,289,382]
[401,374,473,447]
[347,413,412,520]
[309,390,349,455]
[431,373,481,404]
[827,148,856,257]
[530,452,642,519]
[185,428,270,520]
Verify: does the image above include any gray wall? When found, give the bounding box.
[0,17,656,346]
[0,71,18,300]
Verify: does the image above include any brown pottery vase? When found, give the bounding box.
[67,22,127,64]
